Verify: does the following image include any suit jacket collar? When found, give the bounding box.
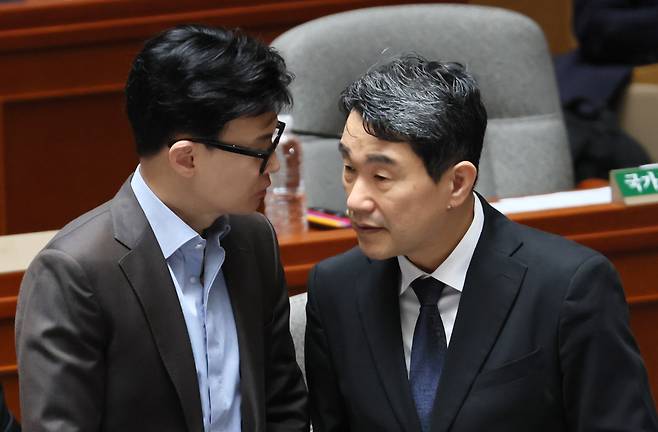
[430,197,527,432]
[219,216,262,432]
[111,179,205,432]
[356,196,527,432]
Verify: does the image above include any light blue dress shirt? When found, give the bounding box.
[131,167,241,431]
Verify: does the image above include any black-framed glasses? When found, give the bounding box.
[169,120,286,174]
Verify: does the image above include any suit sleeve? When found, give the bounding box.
[15,249,106,431]
[262,219,310,431]
[559,254,658,431]
[305,265,350,431]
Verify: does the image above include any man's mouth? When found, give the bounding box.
[257,181,271,196]
[352,222,384,233]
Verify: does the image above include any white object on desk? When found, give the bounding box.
[490,187,612,215]
[0,230,57,274]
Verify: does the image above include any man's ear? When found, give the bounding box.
[168,141,196,178]
[449,161,477,207]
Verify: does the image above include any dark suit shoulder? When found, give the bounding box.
[511,220,603,272]
[42,200,116,260]
[308,247,373,306]
[227,213,280,262]
[228,212,273,239]
[481,204,611,296]
[483,199,605,279]
[314,247,369,278]
[55,200,112,239]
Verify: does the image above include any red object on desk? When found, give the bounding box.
[307,208,351,228]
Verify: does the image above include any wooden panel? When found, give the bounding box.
[634,64,658,86]
[3,89,136,233]
[0,0,453,235]
[0,271,21,418]
[0,318,16,368]
[0,42,139,97]
[0,0,286,30]
[0,272,22,317]
[629,300,658,402]
[469,0,575,54]
[0,0,446,52]
[0,370,18,422]
[0,102,5,234]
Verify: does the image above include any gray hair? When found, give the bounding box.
[340,54,487,181]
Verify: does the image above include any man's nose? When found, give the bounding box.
[345,178,375,215]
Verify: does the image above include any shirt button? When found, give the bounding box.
[195,243,204,249]
[189,276,197,284]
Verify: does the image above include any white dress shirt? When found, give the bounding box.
[398,194,484,374]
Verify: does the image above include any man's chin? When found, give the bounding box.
[357,240,395,261]
[228,200,262,215]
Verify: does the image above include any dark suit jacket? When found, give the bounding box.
[305,198,658,431]
[16,179,308,431]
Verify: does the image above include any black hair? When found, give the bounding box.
[125,24,293,156]
[340,54,487,181]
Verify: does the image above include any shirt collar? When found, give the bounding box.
[130,166,230,259]
[398,193,484,295]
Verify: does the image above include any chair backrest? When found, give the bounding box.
[619,82,658,163]
[289,292,308,381]
[272,4,573,208]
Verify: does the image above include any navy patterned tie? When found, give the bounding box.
[409,277,447,432]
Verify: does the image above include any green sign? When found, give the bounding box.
[611,166,658,205]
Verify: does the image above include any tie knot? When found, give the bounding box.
[411,277,445,306]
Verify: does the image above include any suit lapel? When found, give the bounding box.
[430,200,527,432]
[220,219,262,432]
[112,180,204,432]
[357,258,422,432]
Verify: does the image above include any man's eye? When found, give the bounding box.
[374,174,389,182]
[344,165,355,173]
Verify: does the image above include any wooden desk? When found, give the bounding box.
[1,200,658,418]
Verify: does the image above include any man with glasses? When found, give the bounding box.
[16,25,308,431]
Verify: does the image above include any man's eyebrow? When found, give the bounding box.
[365,153,396,165]
[338,142,350,157]
[338,142,396,166]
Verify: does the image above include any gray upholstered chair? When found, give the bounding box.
[272,4,573,211]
